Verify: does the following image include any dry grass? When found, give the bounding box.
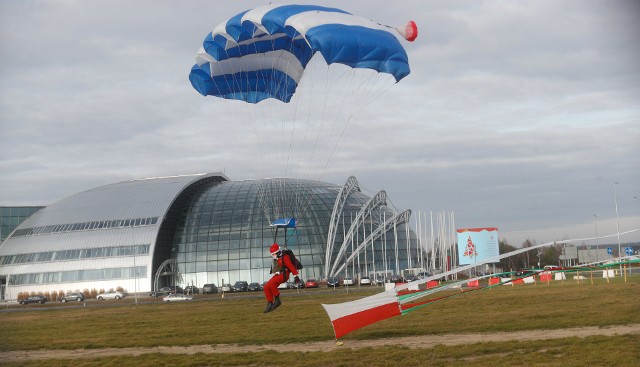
[0,276,638,366]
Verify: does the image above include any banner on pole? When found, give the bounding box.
[456,227,499,265]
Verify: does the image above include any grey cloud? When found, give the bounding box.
[1,0,638,248]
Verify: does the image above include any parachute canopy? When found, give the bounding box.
[189,4,413,104]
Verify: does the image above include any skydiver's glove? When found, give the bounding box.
[294,276,301,284]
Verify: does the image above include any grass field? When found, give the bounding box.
[1,276,639,366]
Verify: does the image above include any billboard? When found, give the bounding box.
[457,227,499,265]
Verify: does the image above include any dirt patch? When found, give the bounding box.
[2,324,638,362]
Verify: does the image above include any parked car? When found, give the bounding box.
[389,275,405,284]
[20,295,47,305]
[202,284,218,294]
[233,281,249,292]
[248,282,262,291]
[221,283,232,292]
[278,281,290,289]
[343,277,355,286]
[305,278,319,288]
[151,286,183,297]
[417,271,433,279]
[159,286,183,294]
[359,276,372,285]
[163,293,193,302]
[61,292,85,303]
[184,285,200,294]
[96,290,125,300]
[405,274,418,282]
[327,276,340,287]
[375,276,386,285]
[149,290,169,297]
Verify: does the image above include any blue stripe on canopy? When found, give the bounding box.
[225,10,251,43]
[205,35,313,65]
[189,65,298,103]
[190,5,410,103]
[306,25,410,81]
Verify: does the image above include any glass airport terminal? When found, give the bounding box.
[0,173,418,300]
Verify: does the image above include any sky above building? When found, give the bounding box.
[1,0,639,248]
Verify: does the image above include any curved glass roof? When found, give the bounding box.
[173,178,417,286]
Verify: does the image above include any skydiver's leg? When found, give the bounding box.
[264,276,278,302]
[272,295,281,310]
[263,275,283,313]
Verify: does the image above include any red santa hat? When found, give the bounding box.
[269,243,280,254]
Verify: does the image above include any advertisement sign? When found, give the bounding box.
[457,227,499,265]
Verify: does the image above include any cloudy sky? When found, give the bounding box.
[1,0,639,248]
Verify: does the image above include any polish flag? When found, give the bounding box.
[322,291,401,339]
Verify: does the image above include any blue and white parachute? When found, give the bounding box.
[189,4,417,229]
[189,4,416,104]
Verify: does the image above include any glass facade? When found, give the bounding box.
[173,178,418,287]
[0,206,43,243]
[0,244,150,265]
[9,216,159,238]
[9,266,147,285]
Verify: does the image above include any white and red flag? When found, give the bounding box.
[322,290,400,339]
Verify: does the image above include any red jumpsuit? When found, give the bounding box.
[263,253,299,303]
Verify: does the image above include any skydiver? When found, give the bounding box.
[263,243,300,313]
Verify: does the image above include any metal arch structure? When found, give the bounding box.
[323,176,361,278]
[153,258,178,292]
[328,190,387,276]
[333,209,412,276]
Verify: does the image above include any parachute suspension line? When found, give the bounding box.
[252,39,275,181]
[315,63,356,171]
[315,70,396,183]
[314,33,398,183]
[281,55,327,183]
[253,36,300,223]
[283,40,302,181]
[257,180,271,225]
[297,59,353,184]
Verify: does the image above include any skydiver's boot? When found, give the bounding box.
[264,301,274,313]
[272,296,281,311]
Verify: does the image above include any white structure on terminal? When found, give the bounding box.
[0,173,229,299]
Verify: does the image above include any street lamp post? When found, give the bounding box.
[614,182,621,274]
[594,214,599,262]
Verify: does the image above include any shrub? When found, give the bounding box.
[116,286,124,292]
[90,289,98,298]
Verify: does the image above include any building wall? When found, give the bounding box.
[0,206,43,243]
[0,174,228,300]
[0,174,419,300]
